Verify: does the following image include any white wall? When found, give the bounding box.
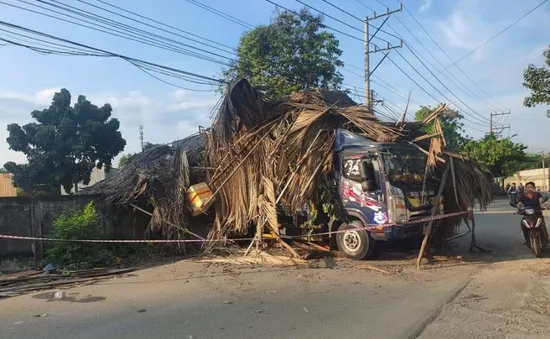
[61,167,119,195]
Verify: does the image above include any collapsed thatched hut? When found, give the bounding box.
[83,79,492,255]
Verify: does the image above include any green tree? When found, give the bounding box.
[463,133,527,179]
[142,142,160,151]
[118,153,134,168]
[414,106,468,152]
[523,45,550,116]
[222,8,344,99]
[0,167,7,173]
[4,89,126,194]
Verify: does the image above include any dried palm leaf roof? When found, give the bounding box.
[204,79,492,242]
[82,79,492,246]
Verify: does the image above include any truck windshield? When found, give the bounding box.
[381,151,428,183]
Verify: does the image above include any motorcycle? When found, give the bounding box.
[509,192,518,207]
[514,196,549,258]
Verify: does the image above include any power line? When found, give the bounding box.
[396,4,509,112]
[4,0,232,66]
[371,77,421,105]
[378,2,505,113]
[392,48,487,126]
[327,0,490,124]
[0,20,225,85]
[264,0,367,44]
[398,44,489,124]
[318,0,490,125]
[321,0,364,23]
[439,0,549,71]
[0,27,102,55]
[86,0,237,54]
[40,0,234,60]
[294,0,400,43]
[184,0,254,29]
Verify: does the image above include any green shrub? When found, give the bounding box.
[46,202,114,268]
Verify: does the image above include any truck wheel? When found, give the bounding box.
[336,221,379,260]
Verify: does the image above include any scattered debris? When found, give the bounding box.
[33,313,48,318]
[200,251,307,267]
[223,300,233,304]
[43,263,55,274]
[355,264,392,275]
[0,268,135,298]
[303,306,310,313]
[137,309,147,313]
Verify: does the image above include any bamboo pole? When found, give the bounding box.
[468,210,489,252]
[130,203,205,240]
[416,163,451,269]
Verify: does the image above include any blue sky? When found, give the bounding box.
[1,0,549,167]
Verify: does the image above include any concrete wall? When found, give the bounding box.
[61,167,120,195]
[503,168,550,191]
[0,173,17,197]
[0,195,148,261]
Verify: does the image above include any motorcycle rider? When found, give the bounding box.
[518,182,525,196]
[508,183,518,206]
[516,182,548,245]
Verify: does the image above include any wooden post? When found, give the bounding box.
[468,209,489,252]
[416,163,451,269]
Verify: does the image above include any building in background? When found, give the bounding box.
[503,168,550,192]
[0,173,17,197]
[61,167,119,195]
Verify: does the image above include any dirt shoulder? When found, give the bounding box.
[419,253,550,338]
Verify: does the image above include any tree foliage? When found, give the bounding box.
[4,89,126,194]
[520,153,549,171]
[222,8,344,99]
[414,106,468,152]
[523,45,550,117]
[118,154,134,168]
[0,167,6,173]
[46,202,114,268]
[463,133,527,178]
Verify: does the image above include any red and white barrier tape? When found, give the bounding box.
[0,210,472,243]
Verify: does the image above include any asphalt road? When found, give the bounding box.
[0,200,531,339]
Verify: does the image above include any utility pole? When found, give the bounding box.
[489,111,510,137]
[541,151,547,192]
[139,125,144,151]
[364,4,403,111]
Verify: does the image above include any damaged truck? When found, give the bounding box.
[280,129,443,260]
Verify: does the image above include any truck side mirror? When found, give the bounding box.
[544,196,549,203]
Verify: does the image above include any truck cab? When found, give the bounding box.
[333,129,440,259]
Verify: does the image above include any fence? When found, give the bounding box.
[0,195,148,261]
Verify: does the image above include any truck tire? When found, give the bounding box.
[336,221,379,260]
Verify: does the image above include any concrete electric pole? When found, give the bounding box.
[489,111,510,137]
[364,4,403,111]
[139,125,144,151]
[541,151,548,192]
